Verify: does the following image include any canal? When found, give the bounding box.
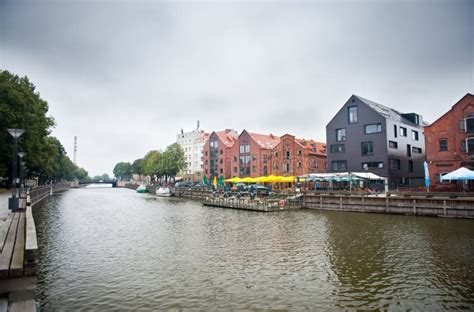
[33,188,474,310]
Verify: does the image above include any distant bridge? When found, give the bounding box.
[79,180,117,187]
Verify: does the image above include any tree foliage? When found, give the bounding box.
[114,143,186,183]
[113,162,131,180]
[0,70,89,182]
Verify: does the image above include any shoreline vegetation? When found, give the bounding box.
[0,70,90,184]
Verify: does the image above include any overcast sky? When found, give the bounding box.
[1,0,473,176]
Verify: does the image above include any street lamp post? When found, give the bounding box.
[18,152,26,198]
[7,128,25,212]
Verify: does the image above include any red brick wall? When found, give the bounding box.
[271,134,326,176]
[425,94,474,183]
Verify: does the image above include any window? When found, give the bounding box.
[400,127,407,137]
[233,156,237,162]
[252,166,256,172]
[330,144,345,153]
[348,106,358,123]
[336,128,346,142]
[332,160,347,172]
[394,125,398,138]
[439,139,448,151]
[467,138,474,154]
[252,155,257,161]
[220,168,223,174]
[274,152,279,157]
[361,162,384,169]
[263,155,268,164]
[389,159,401,170]
[245,145,250,153]
[233,167,237,173]
[205,151,208,156]
[407,144,411,157]
[240,145,245,153]
[463,117,474,133]
[297,161,302,168]
[239,156,244,165]
[412,130,419,141]
[364,123,382,134]
[408,160,414,172]
[297,150,302,156]
[210,140,218,148]
[286,150,291,158]
[245,155,250,164]
[361,142,374,156]
[219,159,223,164]
[220,149,223,155]
[412,147,422,154]
[245,167,250,175]
[286,163,290,172]
[389,141,398,149]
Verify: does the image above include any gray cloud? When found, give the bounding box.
[1,0,472,176]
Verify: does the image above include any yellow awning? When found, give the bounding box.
[225,177,241,183]
[241,177,257,183]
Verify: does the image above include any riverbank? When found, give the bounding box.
[130,185,474,219]
[0,183,71,311]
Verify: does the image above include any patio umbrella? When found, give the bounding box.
[441,167,474,180]
[241,177,257,183]
[225,177,241,183]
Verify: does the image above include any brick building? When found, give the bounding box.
[272,134,327,176]
[425,93,474,184]
[230,130,280,178]
[202,129,238,180]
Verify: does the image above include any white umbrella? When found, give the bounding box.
[441,167,474,180]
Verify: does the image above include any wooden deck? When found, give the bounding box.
[202,194,303,212]
[0,207,37,306]
[0,183,69,311]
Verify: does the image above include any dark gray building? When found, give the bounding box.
[326,95,426,188]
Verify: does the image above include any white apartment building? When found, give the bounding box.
[176,121,209,175]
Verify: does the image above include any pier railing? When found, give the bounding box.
[303,193,474,218]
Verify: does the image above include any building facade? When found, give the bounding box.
[176,121,209,176]
[229,130,280,178]
[202,129,238,180]
[425,93,474,183]
[326,95,426,188]
[271,134,327,176]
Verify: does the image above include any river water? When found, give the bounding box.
[33,187,474,310]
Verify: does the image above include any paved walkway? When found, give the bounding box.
[0,192,11,221]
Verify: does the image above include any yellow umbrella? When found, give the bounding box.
[225,177,239,183]
[241,177,257,183]
[213,176,217,187]
[263,175,279,183]
[254,176,268,183]
[281,176,295,183]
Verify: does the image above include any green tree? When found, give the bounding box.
[143,150,162,178]
[131,158,144,175]
[0,70,55,178]
[113,162,131,180]
[101,173,110,180]
[160,143,186,181]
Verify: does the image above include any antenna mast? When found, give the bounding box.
[73,136,78,164]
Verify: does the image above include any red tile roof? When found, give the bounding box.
[215,130,238,147]
[249,133,281,149]
[295,138,326,156]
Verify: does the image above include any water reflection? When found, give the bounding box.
[33,188,474,310]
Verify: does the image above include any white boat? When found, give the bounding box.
[136,185,148,193]
[156,187,171,197]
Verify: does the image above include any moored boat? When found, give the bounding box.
[136,185,148,193]
[156,187,171,197]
